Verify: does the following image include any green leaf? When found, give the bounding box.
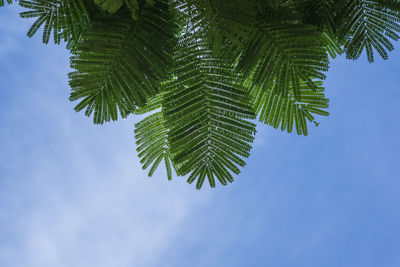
[133,91,165,115]
[134,91,177,181]
[0,0,13,7]
[94,0,155,19]
[299,0,337,32]
[321,31,344,59]
[19,0,94,44]
[238,23,329,99]
[177,0,256,56]
[251,80,329,136]
[69,1,177,124]
[134,105,176,180]
[338,0,400,62]
[93,0,124,14]
[163,35,257,189]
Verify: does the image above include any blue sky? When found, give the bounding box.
[1,4,400,267]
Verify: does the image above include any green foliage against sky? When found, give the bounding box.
[2,0,400,189]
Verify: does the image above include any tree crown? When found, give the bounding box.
[2,0,400,189]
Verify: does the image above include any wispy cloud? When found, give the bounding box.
[0,7,211,267]
[2,4,400,267]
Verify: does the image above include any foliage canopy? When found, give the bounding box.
[2,0,400,189]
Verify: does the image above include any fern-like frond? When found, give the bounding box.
[19,0,94,44]
[297,0,344,58]
[69,1,176,124]
[338,0,400,62]
[135,112,174,180]
[94,0,125,13]
[134,92,175,180]
[251,81,329,136]
[133,90,164,115]
[0,0,13,7]
[321,30,344,58]
[163,36,256,189]
[178,0,256,54]
[176,0,330,101]
[238,23,329,99]
[94,0,154,19]
[300,0,337,32]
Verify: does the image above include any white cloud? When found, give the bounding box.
[0,7,211,267]
[0,65,210,266]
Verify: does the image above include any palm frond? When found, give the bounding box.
[251,81,329,136]
[69,1,176,124]
[338,0,400,62]
[163,35,256,189]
